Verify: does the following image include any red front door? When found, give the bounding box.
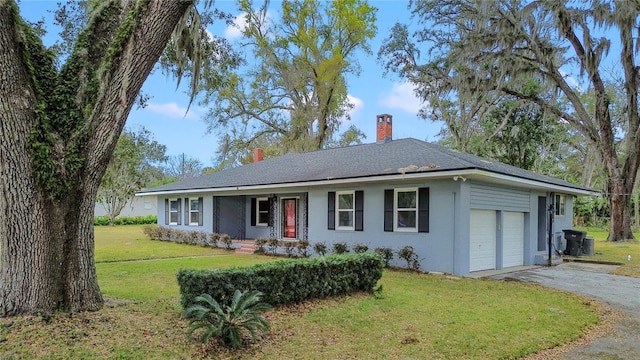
[283,199,297,238]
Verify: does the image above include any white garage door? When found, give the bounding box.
[470,210,496,272]
[503,212,524,268]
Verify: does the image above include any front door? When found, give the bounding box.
[282,198,297,238]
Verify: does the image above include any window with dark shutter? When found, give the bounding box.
[384,189,393,232]
[418,187,429,233]
[355,190,364,231]
[327,191,336,230]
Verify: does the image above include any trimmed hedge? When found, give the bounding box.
[177,253,384,309]
[94,215,157,226]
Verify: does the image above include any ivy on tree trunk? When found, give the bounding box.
[0,0,195,316]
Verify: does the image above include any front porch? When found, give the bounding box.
[213,192,310,243]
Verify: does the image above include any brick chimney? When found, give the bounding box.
[253,148,264,163]
[376,114,392,143]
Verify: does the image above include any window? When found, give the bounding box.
[395,188,417,231]
[337,191,355,230]
[384,188,429,233]
[327,191,363,231]
[256,198,270,226]
[189,198,200,225]
[555,194,566,216]
[169,199,179,225]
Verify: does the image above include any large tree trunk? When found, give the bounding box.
[608,177,636,241]
[0,0,194,316]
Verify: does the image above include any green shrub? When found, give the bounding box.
[296,240,310,258]
[313,242,327,256]
[220,234,233,250]
[254,238,268,254]
[267,238,279,255]
[94,215,157,226]
[353,244,369,254]
[283,241,296,257]
[184,290,271,348]
[332,242,349,254]
[209,233,220,248]
[374,247,394,267]
[177,253,384,309]
[397,246,421,270]
[142,225,159,240]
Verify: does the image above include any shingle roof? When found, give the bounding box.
[140,138,590,194]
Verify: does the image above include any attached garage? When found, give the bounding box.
[502,212,525,267]
[470,210,496,272]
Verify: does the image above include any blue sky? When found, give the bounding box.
[18,1,441,166]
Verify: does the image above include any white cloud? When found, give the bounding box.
[224,13,248,40]
[144,102,199,120]
[346,94,364,121]
[378,82,424,114]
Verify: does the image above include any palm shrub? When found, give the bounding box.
[184,290,271,348]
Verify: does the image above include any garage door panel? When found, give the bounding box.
[470,210,496,272]
[503,212,524,267]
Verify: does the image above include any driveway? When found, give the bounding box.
[491,262,640,359]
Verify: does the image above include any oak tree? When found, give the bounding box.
[380,0,640,241]
[0,0,211,315]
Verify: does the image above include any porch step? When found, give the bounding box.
[234,242,257,255]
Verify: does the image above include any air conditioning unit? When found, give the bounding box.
[555,232,565,255]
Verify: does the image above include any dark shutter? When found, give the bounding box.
[184,198,189,225]
[418,187,430,233]
[327,191,336,230]
[177,198,182,225]
[198,197,203,226]
[384,189,394,232]
[250,198,257,226]
[164,199,169,225]
[355,190,364,231]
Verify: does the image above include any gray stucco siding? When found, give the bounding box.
[307,180,459,274]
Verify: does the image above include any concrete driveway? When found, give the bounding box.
[491,262,640,359]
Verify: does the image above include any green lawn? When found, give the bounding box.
[1,225,601,359]
[574,227,640,277]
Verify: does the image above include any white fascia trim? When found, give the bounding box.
[135,169,595,197]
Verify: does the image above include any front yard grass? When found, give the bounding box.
[1,225,600,359]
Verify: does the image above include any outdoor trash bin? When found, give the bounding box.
[563,229,586,257]
[582,237,595,256]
